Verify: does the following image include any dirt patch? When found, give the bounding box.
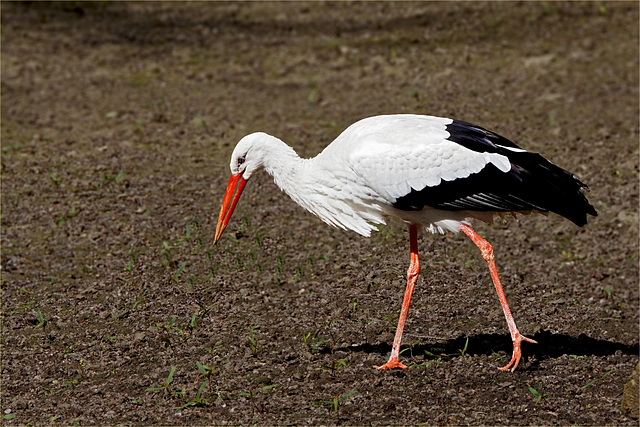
[2,2,638,425]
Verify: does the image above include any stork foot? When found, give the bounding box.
[375,357,407,370]
[498,332,537,372]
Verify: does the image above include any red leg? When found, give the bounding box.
[375,224,420,370]
[459,223,537,371]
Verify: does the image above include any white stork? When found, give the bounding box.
[213,114,597,371]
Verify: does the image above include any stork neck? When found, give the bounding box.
[260,137,308,197]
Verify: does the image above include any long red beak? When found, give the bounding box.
[214,173,248,244]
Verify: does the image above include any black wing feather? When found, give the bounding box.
[392,120,598,226]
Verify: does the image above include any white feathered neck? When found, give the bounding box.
[230,132,386,236]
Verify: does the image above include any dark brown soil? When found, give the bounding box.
[2,2,638,425]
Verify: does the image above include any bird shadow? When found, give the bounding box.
[320,330,639,365]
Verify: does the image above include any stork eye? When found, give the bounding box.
[238,155,246,167]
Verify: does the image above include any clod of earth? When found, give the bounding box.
[622,362,640,419]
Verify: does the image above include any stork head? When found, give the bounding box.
[228,132,273,179]
[213,133,271,244]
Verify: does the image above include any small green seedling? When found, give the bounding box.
[171,261,187,282]
[194,113,207,131]
[582,369,616,389]
[102,171,126,183]
[196,361,216,377]
[237,215,250,235]
[124,250,138,272]
[206,344,223,353]
[2,142,24,152]
[254,232,263,246]
[239,385,276,414]
[239,384,276,398]
[528,386,548,405]
[492,352,507,363]
[376,225,395,245]
[248,327,259,356]
[273,255,284,281]
[224,233,239,243]
[192,236,203,254]
[10,300,35,315]
[157,315,184,335]
[182,223,192,242]
[56,204,76,227]
[459,337,469,356]
[34,310,47,329]
[321,389,358,413]
[132,289,147,310]
[413,339,470,368]
[63,374,82,388]
[303,329,325,354]
[318,357,349,377]
[49,172,61,187]
[147,366,176,391]
[162,241,173,267]
[179,381,209,409]
[101,335,117,344]
[188,313,198,331]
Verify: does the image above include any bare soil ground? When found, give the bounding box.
[1,2,639,425]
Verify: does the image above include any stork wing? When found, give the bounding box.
[343,116,516,208]
[339,115,594,226]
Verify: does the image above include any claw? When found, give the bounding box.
[498,333,537,372]
[375,357,407,370]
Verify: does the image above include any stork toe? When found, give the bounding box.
[498,332,537,372]
[375,358,407,370]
